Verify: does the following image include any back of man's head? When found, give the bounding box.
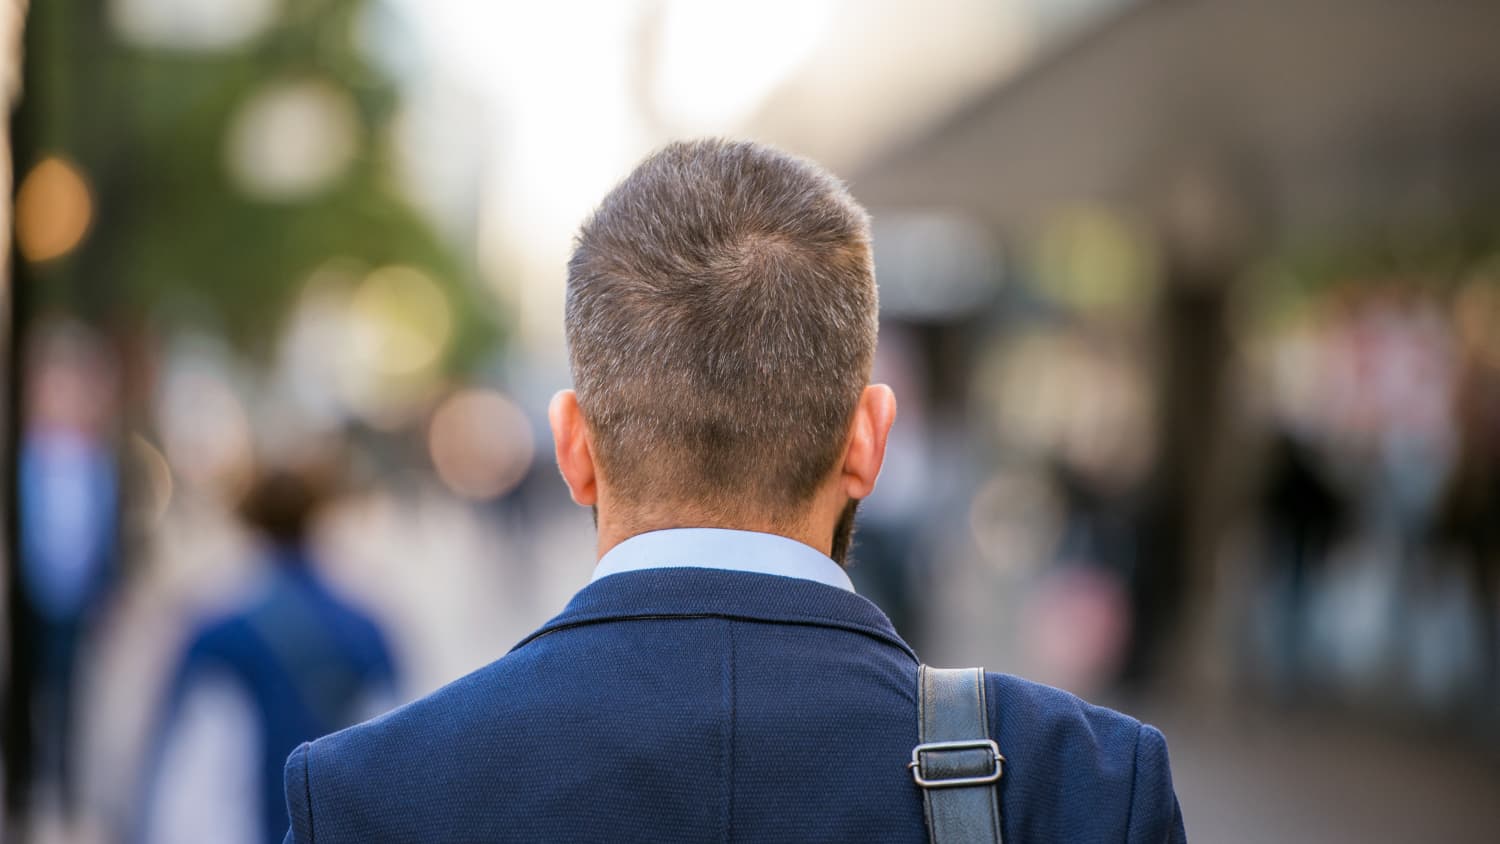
[566,139,877,527]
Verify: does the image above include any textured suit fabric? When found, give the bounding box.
[283,567,1186,842]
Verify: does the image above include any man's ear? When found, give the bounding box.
[840,384,897,501]
[549,389,598,506]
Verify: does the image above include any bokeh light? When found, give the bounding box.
[348,265,452,378]
[157,348,255,500]
[428,388,535,500]
[334,265,453,428]
[15,155,93,263]
[225,80,360,201]
[968,469,1062,574]
[109,0,278,51]
[127,433,174,529]
[1032,204,1156,314]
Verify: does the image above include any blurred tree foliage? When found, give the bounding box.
[16,0,498,368]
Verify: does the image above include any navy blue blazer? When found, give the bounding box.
[283,568,1185,842]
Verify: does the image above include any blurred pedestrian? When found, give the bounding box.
[1256,428,1347,693]
[12,320,120,815]
[140,468,396,844]
[1434,281,1500,716]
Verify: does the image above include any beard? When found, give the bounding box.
[829,498,860,567]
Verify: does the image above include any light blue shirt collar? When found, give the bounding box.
[591,528,856,593]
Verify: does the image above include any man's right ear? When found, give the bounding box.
[548,389,598,506]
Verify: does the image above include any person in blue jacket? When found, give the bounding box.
[282,139,1185,842]
[144,469,396,844]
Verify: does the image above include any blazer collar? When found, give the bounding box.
[512,567,916,661]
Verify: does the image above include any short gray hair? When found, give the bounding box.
[566,139,877,521]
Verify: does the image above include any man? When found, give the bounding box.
[282,139,1185,842]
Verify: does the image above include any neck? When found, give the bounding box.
[593,486,846,561]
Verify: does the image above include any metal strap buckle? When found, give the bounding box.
[908,739,1005,789]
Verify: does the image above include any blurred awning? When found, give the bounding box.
[852,0,1500,240]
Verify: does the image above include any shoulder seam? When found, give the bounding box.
[303,742,316,844]
[516,613,918,661]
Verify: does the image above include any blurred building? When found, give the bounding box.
[853,0,1500,692]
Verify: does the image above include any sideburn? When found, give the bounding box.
[830,498,860,567]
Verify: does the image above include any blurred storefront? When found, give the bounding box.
[854,0,1500,712]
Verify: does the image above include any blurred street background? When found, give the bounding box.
[2,1,1499,841]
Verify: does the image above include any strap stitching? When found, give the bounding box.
[976,668,1002,840]
[919,666,937,842]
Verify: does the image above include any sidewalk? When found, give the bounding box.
[1135,694,1500,843]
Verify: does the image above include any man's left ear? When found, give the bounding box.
[841,384,897,500]
[549,389,599,507]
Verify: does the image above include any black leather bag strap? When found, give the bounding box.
[912,665,1004,844]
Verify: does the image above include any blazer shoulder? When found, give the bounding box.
[282,651,533,841]
[985,670,1145,751]
[984,672,1184,841]
[1127,723,1188,842]
[282,741,313,844]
